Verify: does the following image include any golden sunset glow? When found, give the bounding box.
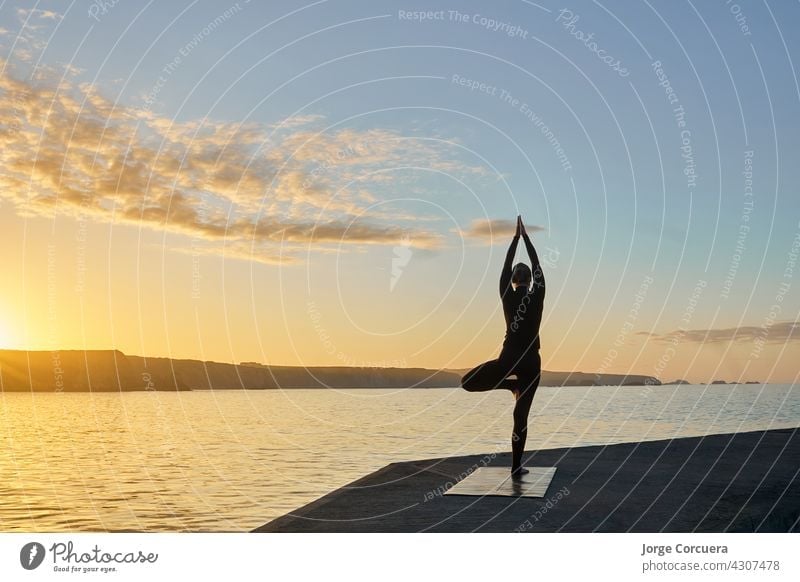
[0,3,798,385]
[1,1,799,548]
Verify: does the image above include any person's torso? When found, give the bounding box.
[501,286,544,351]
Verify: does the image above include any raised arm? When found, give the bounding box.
[500,227,520,297]
[521,222,545,290]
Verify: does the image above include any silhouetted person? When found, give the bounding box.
[461,215,545,478]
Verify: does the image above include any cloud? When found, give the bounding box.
[0,63,485,263]
[638,321,800,345]
[10,8,62,42]
[0,9,59,60]
[16,8,62,20]
[458,218,546,245]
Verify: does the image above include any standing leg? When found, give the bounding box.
[460,359,515,392]
[511,356,541,476]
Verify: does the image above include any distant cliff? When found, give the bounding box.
[543,370,661,387]
[0,350,660,392]
[0,350,460,391]
[448,368,661,387]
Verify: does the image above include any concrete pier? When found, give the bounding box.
[254,428,800,532]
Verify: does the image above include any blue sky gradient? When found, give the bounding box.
[1,0,798,382]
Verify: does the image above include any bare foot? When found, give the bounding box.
[511,467,529,479]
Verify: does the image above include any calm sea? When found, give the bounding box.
[1,384,797,532]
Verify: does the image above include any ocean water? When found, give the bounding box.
[1,384,797,532]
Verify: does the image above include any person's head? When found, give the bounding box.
[511,262,531,288]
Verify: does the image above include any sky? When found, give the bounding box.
[0,0,798,383]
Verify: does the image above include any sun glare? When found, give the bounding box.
[0,319,16,349]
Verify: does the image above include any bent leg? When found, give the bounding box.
[461,359,515,392]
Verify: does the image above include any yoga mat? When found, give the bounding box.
[445,466,557,497]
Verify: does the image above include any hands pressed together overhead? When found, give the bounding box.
[515,215,529,238]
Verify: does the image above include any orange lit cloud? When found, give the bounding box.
[0,62,483,263]
[458,218,546,245]
[638,321,800,345]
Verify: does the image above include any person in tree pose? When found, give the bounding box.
[461,215,545,478]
